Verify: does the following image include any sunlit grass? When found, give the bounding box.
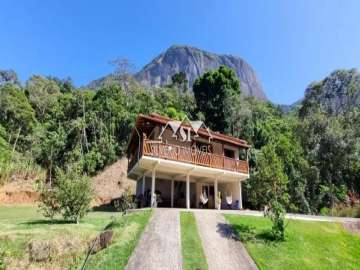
[180,212,208,270]
[83,210,152,270]
[0,205,151,270]
[225,214,360,270]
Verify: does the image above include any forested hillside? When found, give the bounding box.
[0,66,359,215]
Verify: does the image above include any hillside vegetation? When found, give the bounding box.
[0,65,359,215]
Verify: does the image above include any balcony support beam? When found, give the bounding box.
[214,178,218,210]
[186,174,190,209]
[151,169,156,207]
[171,179,174,208]
[142,174,146,195]
[151,161,159,208]
[238,180,243,210]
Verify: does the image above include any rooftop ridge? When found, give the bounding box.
[142,113,249,147]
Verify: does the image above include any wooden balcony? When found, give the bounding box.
[128,139,249,174]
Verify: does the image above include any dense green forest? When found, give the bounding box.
[0,66,359,215]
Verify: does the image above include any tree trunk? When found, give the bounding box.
[11,126,22,156]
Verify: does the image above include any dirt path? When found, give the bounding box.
[194,211,258,270]
[125,209,182,270]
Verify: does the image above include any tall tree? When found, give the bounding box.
[0,69,20,86]
[250,144,289,240]
[171,71,188,93]
[108,57,136,92]
[25,75,61,122]
[0,84,36,151]
[193,65,241,132]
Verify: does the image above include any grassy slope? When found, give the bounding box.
[0,206,151,270]
[84,210,152,270]
[225,215,360,270]
[180,212,208,270]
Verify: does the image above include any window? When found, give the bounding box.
[224,148,235,158]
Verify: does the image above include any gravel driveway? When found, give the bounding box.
[125,208,182,270]
[194,211,258,270]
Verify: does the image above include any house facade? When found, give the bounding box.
[127,113,250,209]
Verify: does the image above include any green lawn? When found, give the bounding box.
[0,205,151,270]
[180,212,208,270]
[84,210,152,270]
[225,214,360,270]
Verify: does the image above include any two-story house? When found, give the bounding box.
[127,113,250,209]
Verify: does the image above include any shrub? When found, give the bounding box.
[113,187,136,215]
[335,206,355,217]
[37,182,60,219]
[319,204,360,218]
[333,204,360,218]
[265,200,286,241]
[38,166,93,223]
[356,205,360,218]
[320,207,330,216]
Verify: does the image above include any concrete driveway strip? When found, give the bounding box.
[194,211,258,270]
[125,208,182,270]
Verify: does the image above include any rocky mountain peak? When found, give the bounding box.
[135,45,267,100]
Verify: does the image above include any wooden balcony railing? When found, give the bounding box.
[135,140,249,174]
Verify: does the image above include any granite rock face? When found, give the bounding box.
[303,69,360,115]
[135,45,267,100]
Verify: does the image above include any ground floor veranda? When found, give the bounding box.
[135,170,246,210]
[130,156,249,209]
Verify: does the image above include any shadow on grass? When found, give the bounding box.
[105,221,122,230]
[220,222,279,245]
[217,223,241,241]
[20,219,74,225]
[92,204,117,212]
[104,214,132,230]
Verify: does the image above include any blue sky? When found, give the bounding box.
[1,1,359,104]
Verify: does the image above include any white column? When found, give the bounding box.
[238,180,243,209]
[151,169,156,207]
[142,175,146,195]
[214,178,218,209]
[171,179,174,208]
[186,174,190,209]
